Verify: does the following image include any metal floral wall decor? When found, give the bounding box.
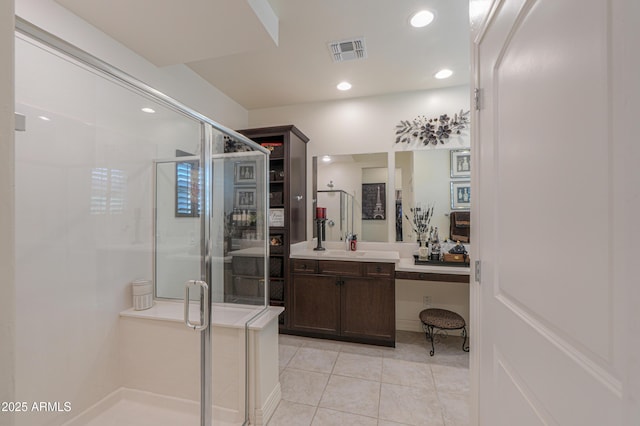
[395,109,470,145]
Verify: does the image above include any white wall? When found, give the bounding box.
[249,85,471,239]
[1,3,15,426]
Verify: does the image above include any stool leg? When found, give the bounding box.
[425,325,435,356]
[462,326,469,352]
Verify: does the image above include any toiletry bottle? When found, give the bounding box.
[350,234,357,251]
[418,239,428,260]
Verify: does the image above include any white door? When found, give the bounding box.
[472,0,639,425]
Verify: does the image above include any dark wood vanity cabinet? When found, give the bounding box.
[290,259,395,346]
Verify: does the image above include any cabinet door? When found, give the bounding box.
[288,133,307,243]
[341,277,395,342]
[291,274,340,335]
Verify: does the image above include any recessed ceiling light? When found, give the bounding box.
[434,69,453,79]
[322,155,331,163]
[410,10,435,28]
[336,82,352,91]
[141,107,155,114]
[38,115,51,121]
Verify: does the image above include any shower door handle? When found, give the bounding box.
[184,280,209,331]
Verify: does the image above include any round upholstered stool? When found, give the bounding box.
[419,308,469,356]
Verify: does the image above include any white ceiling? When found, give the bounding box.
[55,0,470,110]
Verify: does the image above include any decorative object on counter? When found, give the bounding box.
[450,149,471,178]
[418,238,428,261]
[345,232,353,251]
[350,234,357,251]
[313,218,327,251]
[395,109,470,145]
[450,180,471,210]
[429,227,442,261]
[443,241,469,263]
[405,202,434,244]
[132,279,153,311]
[314,206,327,251]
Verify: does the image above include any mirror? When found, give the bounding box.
[313,148,470,243]
[396,149,466,242]
[315,153,388,242]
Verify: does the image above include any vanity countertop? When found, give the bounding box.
[395,257,470,275]
[290,248,400,263]
[289,241,471,275]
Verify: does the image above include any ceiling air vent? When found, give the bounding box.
[328,37,367,62]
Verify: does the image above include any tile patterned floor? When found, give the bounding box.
[269,331,470,426]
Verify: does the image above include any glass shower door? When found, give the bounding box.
[14,23,212,426]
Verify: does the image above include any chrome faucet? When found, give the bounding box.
[345,232,353,251]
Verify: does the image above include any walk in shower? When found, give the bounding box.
[14,18,275,426]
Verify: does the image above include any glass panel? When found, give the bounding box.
[15,36,203,426]
[209,130,269,425]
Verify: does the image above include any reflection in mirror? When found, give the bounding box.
[396,149,470,243]
[317,190,354,241]
[315,153,388,242]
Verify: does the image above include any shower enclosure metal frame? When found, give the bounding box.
[15,17,270,426]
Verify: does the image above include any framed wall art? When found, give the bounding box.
[234,161,256,184]
[451,180,471,210]
[450,149,471,178]
[235,187,257,209]
[362,183,386,220]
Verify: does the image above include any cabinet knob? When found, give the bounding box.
[301,264,307,270]
[295,195,303,201]
[376,266,382,273]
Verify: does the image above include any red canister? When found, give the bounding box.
[316,207,326,219]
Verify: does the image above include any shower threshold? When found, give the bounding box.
[62,388,240,426]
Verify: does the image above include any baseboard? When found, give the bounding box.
[396,318,423,332]
[254,382,281,426]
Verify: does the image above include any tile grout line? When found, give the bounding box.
[429,363,448,426]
